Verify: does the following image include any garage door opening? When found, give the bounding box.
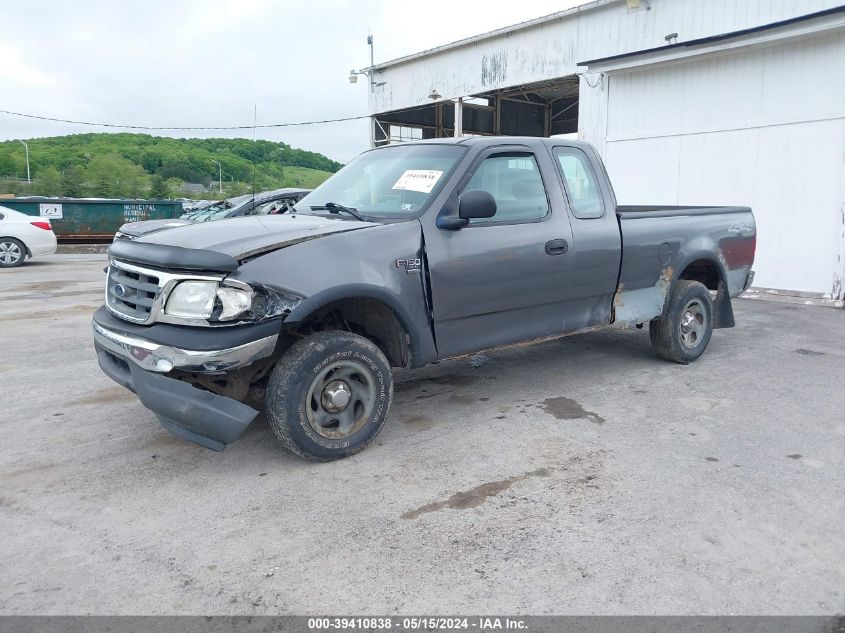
[373,75,579,145]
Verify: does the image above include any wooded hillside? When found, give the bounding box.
[0,133,341,198]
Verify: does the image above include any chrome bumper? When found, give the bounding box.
[92,321,278,373]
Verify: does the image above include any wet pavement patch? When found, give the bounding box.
[787,454,802,459]
[427,374,476,387]
[794,349,825,356]
[70,385,137,406]
[401,467,551,519]
[399,414,435,431]
[705,457,719,462]
[394,373,477,394]
[541,397,605,425]
[2,289,102,301]
[448,394,476,406]
[0,304,98,321]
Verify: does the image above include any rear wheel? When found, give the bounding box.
[649,280,714,364]
[266,330,393,461]
[0,238,25,268]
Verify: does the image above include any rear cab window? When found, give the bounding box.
[554,147,605,219]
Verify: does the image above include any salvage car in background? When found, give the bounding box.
[113,188,311,240]
[0,206,57,268]
[92,138,755,460]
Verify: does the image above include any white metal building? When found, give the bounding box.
[364,0,845,301]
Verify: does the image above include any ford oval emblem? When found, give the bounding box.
[114,283,127,298]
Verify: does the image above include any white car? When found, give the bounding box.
[0,205,58,267]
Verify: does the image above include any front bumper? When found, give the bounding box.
[92,308,280,450]
[92,320,278,373]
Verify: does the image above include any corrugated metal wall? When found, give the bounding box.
[372,0,845,297]
[372,0,841,114]
[598,31,845,295]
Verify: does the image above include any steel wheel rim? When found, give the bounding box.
[0,241,22,265]
[305,360,376,439]
[679,299,706,349]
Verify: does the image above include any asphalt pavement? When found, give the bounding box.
[1,255,842,614]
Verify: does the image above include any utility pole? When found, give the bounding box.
[212,160,223,194]
[368,34,375,148]
[349,35,380,148]
[368,34,374,94]
[17,140,30,183]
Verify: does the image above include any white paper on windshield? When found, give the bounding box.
[392,169,443,194]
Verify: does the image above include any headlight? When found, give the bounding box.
[163,280,299,323]
[165,281,219,319]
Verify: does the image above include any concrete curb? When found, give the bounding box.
[56,244,110,254]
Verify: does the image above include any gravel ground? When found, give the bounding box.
[0,254,843,615]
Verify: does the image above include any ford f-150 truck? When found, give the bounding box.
[92,138,756,460]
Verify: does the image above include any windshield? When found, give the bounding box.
[294,144,466,218]
[200,199,253,222]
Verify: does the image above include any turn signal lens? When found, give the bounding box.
[216,286,252,321]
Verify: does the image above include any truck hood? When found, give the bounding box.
[118,218,193,238]
[136,214,378,259]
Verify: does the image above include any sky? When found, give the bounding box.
[0,0,584,163]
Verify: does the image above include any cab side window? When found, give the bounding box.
[555,148,604,219]
[462,153,549,224]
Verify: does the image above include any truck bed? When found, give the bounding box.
[612,204,756,327]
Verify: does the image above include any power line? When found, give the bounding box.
[0,108,371,131]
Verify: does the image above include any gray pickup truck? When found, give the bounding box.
[92,138,756,460]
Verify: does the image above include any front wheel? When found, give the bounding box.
[649,280,714,364]
[266,330,393,461]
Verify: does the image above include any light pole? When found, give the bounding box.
[17,140,30,183]
[212,160,222,194]
[349,34,385,148]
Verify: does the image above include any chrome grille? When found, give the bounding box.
[106,263,160,322]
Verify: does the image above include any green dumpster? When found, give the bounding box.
[0,197,184,240]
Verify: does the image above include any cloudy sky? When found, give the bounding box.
[1,0,583,163]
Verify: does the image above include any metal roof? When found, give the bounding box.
[579,4,845,66]
[365,0,618,72]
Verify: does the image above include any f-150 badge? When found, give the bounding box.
[395,258,422,273]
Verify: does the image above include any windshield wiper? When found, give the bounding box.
[310,202,367,222]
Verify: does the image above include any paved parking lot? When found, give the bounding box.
[1,255,843,615]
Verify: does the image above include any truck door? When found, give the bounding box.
[550,144,622,331]
[421,144,575,358]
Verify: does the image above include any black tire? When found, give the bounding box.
[266,330,393,461]
[649,280,714,364]
[0,238,26,268]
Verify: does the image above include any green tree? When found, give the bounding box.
[0,153,16,177]
[34,166,62,196]
[149,174,169,199]
[61,165,86,197]
[86,153,147,198]
[166,178,183,196]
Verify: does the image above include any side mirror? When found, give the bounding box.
[436,190,497,230]
[459,190,496,220]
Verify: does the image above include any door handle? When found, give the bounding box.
[545,239,569,256]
